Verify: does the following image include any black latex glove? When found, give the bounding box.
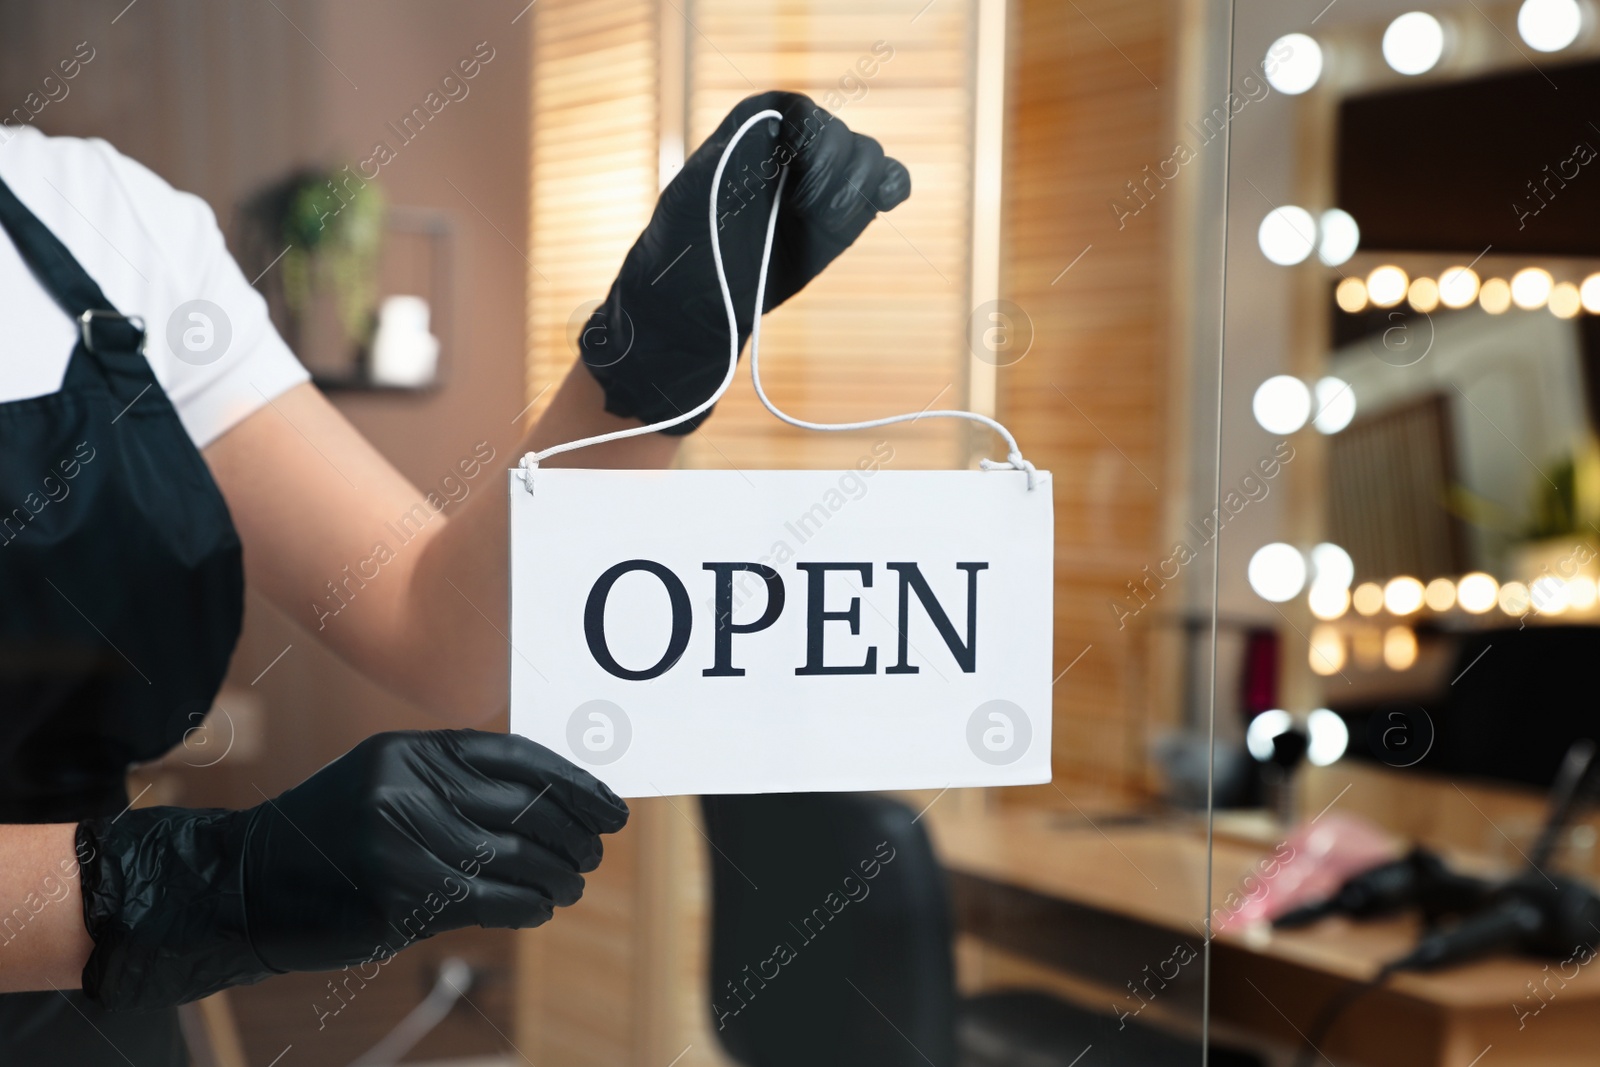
[581,90,911,434]
[76,730,628,1011]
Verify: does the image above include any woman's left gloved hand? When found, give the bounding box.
[74,730,627,1011]
[579,90,911,434]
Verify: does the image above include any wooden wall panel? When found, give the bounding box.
[524,0,660,428]
[999,0,1180,796]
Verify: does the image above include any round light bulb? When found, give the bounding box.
[1512,267,1554,309]
[1367,265,1410,308]
[1336,277,1370,313]
[1424,577,1457,611]
[1310,542,1355,589]
[1318,209,1361,266]
[1457,572,1499,613]
[1531,575,1570,614]
[1267,33,1326,94]
[1499,580,1531,615]
[1310,581,1352,620]
[1518,0,1585,52]
[1384,12,1447,75]
[1551,281,1582,319]
[1307,708,1350,766]
[1480,277,1512,314]
[1247,709,1293,761]
[1353,581,1386,616]
[1309,626,1348,676]
[1581,273,1600,313]
[1313,376,1357,434]
[1568,574,1597,610]
[1259,206,1318,266]
[1384,576,1426,615]
[1249,542,1308,603]
[1253,375,1313,435]
[1408,276,1441,313]
[1383,625,1419,670]
[1439,266,1481,309]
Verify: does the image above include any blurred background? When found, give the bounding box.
[4,0,1600,1065]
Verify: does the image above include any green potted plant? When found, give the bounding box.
[240,168,385,380]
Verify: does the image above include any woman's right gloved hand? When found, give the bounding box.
[75,729,628,1011]
[580,90,911,435]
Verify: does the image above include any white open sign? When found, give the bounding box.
[510,108,1054,795]
[509,466,1053,797]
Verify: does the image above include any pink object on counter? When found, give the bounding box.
[1214,813,1400,932]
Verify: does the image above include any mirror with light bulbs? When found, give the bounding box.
[1225,0,1600,788]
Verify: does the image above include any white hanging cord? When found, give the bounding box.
[517,110,773,475]
[742,146,1036,489]
[519,107,1036,490]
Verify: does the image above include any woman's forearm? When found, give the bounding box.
[0,823,93,993]
[206,365,680,726]
[401,364,681,721]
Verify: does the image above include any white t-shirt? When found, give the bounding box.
[0,125,309,447]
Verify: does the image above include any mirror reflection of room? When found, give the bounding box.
[1220,1,1600,1063]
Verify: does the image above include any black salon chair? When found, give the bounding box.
[700,792,1264,1067]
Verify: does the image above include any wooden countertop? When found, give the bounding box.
[925,805,1593,1011]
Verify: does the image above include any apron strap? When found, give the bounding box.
[0,174,145,354]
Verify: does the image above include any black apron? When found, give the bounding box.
[0,174,244,1063]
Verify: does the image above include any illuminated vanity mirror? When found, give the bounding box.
[1328,60,1600,601]
[1301,38,1600,787]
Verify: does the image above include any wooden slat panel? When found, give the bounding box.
[523,0,658,430]
[999,0,1178,799]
